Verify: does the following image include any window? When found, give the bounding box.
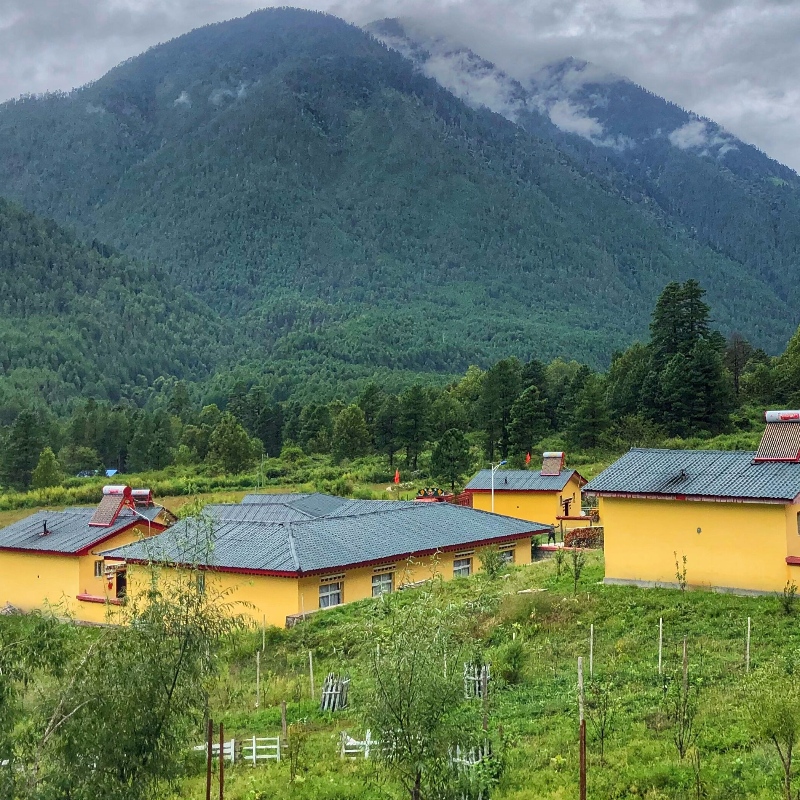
[453,557,472,578]
[372,572,394,597]
[94,560,104,578]
[500,547,516,565]
[319,581,343,609]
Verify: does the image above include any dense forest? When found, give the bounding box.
[2,280,797,493]
[0,7,798,375]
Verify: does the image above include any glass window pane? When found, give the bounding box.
[372,572,394,597]
[453,557,472,577]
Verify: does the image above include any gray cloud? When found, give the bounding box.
[1,0,799,170]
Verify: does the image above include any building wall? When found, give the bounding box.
[0,551,80,615]
[125,536,532,628]
[471,477,583,526]
[600,496,791,592]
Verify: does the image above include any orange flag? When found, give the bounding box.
[394,469,400,484]
[525,452,531,465]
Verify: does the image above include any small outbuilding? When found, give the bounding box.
[104,493,551,627]
[0,486,172,622]
[585,411,800,593]
[464,453,587,526]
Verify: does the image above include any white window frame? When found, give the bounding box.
[372,572,394,597]
[319,581,343,609]
[453,557,472,578]
[94,560,104,578]
[499,546,516,564]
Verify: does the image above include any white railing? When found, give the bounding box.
[340,730,374,759]
[192,739,235,763]
[241,736,283,765]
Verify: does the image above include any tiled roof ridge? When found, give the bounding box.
[626,447,757,456]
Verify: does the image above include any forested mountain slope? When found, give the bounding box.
[0,7,796,375]
[0,198,232,412]
[368,19,800,319]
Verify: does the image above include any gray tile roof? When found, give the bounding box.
[240,492,348,517]
[0,506,163,555]
[104,501,551,575]
[465,469,581,492]
[584,448,800,501]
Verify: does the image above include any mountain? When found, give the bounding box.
[0,7,797,394]
[0,197,232,414]
[367,19,800,320]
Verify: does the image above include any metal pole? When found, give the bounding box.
[491,466,495,513]
[308,650,315,701]
[256,651,260,709]
[746,617,751,673]
[682,637,688,695]
[219,722,224,800]
[481,666,488,732]
[281,700,287,739]
[262,615,266,652]
[589,624,594,680]
[658,617,663,676]
[578,656,584,723]
[205,718,213,800]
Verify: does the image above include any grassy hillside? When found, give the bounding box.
[0,8,796,380]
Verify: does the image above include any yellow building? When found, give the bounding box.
[585,412,800,593]
[0,486,171,622]
[104,494,550,627]
[464,453,587,527]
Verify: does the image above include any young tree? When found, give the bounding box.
[567,375,611,450]
[745,654,800,800]
[31,447,62,489]
[361,592,483,800]
[431,428,473,491]
[332,404,370,462]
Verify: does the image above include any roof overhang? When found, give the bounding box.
[108,529,545,579]
[586,491,789,505]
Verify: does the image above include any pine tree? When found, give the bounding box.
[207,413,256,474]
[1,410,47,489]
[375,398,400,467]
[431,429,473,492]
[31,447,62,489]
[567,375,611,450]
[478,358,522,460]
[332,405,370,462]
[398,385,431,470]
[508,386,549,460]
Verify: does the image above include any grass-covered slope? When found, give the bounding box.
[0,8,795,373]
[0,198,232,408]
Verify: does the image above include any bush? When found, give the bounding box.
[564,527,604,548]
[496,639,526,684]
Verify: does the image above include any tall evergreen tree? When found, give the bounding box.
[567,375,611,450]
[31,447,63,489]
[375,397,400,468]
[1,410,47,489]
[398,385,431,470]
[332,405,370,462]
[508,386,550,460]
[478,358,522,460]
[431,429,473,492]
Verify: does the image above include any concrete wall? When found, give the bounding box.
[471,475,583,526]
[600,495,794,592]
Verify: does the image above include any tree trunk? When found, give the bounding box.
[411,769,422,800]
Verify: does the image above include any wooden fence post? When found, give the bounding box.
[658,617,663,676]
[308,650,315,701]
[746,617,751,673]
[255,651,260,709]
[205,718,213,800]
[589,624,594,680]
[578,656,586,800]
[219,722,224,800]
[281,700,287,739]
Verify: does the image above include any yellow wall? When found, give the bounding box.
[0,522,156,624]
[471,475,583,526]
[125,537,532,628]
[600,496,797,592]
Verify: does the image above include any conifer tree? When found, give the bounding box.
[398,385,431,470]
[31,447,62,489]
[431,429,472,491]
[478,358,522,460]
[332,405,370,462]
[508,386,549,459]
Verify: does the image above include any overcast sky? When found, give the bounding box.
[2,0,799,171]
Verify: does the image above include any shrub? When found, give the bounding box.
[564,527,603,548]
[496,639,526,684]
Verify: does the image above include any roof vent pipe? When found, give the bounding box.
[765,410,800,423]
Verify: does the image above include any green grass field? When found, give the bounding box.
[159,552,799,800]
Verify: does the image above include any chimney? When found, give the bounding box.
[40,520,50,537]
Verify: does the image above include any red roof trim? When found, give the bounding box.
[787,557,800,566]
[114,531,542,579]
[588,491,788,505]
[0,520,166,558]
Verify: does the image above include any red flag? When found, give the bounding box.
[394,469,400,484]
[525,452,531,465]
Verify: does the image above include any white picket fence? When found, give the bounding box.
[241,736,283,765]
[340,729,375,759]
[192,739,236,763]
